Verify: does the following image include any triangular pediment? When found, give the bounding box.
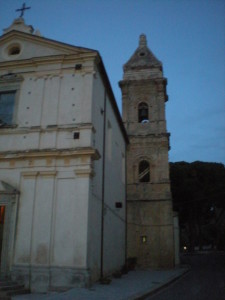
[0,181,19,194]
[0,30,97,63]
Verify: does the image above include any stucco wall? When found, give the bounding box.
[0,54,98,291]
[88,68,126,280]
[0,63,94,153]
[0,27,127,290]
[103,90,126,275]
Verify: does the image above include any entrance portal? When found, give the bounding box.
[0,206,5,266]
[0,182,19,277]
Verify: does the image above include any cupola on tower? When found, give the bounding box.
[119,34,175,268]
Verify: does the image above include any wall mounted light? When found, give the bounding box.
[141,235,147,244]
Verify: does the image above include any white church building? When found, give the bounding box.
[0,18,128,292]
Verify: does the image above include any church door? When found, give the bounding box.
[0,182,19,278]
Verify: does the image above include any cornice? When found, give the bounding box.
[0,123,95,135]
[128,132,170,138]
[0,147,100,161]
[119,77,167,87]
[0,73,24,83]
[0,52,97,70]
[0,30,97,55]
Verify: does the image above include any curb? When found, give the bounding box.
[131,267,191,300]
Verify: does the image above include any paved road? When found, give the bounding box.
[146,252,225,300]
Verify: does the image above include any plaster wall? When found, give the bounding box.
[88,70,126,280]
[87,70,104,281]
[0,54,96,290]
[103,89,126,275]
[1,156,93,291]
[0,28,127,291]
[0,63,94,153]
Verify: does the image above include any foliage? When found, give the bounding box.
[170,161,225,251]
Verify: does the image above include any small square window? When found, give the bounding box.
[73,132,80,139]
[75,64,82,70]
[115,202,123,208]
[0,91,16,126]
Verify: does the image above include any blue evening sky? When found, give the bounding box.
[0,0,224,164]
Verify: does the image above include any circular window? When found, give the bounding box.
[139,52,146,57]
[8,44,21,56]
[4,43,22,59]
[8,46,21,55]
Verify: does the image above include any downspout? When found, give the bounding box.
[100,88,107,280]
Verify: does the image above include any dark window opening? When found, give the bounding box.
[138,102,149,123]
[0,91,16,126]
[75,64,82,70]
[73,132,80,139]
[139,160,150,182]
[115,202,123,208]
[8,46,21,56]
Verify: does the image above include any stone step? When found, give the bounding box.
[5,287,30,296]
[0,279,14,284]
[0,281,17,286]
[0,279,30,299]
[0,284,25,291]
[0,296,10,300]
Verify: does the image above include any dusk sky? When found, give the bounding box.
[0,0,224,164]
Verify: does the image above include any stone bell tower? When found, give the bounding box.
[119,34,174,268]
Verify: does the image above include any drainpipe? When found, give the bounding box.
[100,89,107,280]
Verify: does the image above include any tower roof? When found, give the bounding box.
[123,34,162,72]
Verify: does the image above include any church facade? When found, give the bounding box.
[119,35,175,268]
[0,18,128,292]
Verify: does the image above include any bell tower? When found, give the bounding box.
[119,34,174,268]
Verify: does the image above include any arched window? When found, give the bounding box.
[139,160,150,182]
[138,102,149,123]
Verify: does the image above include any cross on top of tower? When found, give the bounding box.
[16,2,31,18]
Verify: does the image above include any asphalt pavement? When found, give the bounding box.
[145,251,225,300]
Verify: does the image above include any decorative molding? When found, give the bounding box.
[21,171,57,178]
[0,123,94,134]
[21,171,38,178]
[39,171,57,177]
[0,52,97,70]
[0,148,101,161]
[0,73,24,84]
[75,168,95,178]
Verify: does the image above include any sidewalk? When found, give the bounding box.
[13,267,189,300]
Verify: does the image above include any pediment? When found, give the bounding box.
[0,30,96,63]
[0,181,19,195]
